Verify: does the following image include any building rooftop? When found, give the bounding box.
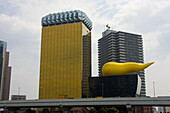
[102,29,142,37]
[41,10,92,30]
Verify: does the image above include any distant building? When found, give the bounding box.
[151,107,157,113]
[89,74,141,97]
[157,107,165,113]
[98,29,145,96]
[135,106,152,113]
[165,107,170,113]
[39,10,92,99]
[0,40,11,100]
[11,95,26,100]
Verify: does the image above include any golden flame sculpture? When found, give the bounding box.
[102,62,154,76]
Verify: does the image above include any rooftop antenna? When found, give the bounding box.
[106,24,110,30]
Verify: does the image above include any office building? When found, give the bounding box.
[0,40,11,100]
[98,29,145,96]
[89,74,141,97]
[39,10,92,99]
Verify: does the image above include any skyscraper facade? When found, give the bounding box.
[39,10,92,99]
[0,40,11,100]
[98,29,145,96]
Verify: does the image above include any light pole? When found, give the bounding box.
[18,87,20,95]
[102,83,104,97]
[153,82,155,97]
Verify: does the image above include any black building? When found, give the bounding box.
[11,95,26,100]
[89,74,141,98]
[98,29,145,96]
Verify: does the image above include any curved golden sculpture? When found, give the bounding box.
[102,62,154,76]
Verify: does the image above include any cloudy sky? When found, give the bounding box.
[0,0,170,99]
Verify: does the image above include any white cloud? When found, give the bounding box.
[0,14,39,33]
[143,31,162,51]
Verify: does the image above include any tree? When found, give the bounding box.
[26,109,32,113]
[97,107,107,113]
[90,106,121,113]
[107,107,119,113]
[26,109,36,113]
[42,108,50,113]
[89,108,97,113]
[119,111,125,113]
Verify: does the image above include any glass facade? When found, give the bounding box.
[39,22,91,99]
[89,74,140,98]
[0,41,6,100]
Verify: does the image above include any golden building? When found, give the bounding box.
[39,10,92,99]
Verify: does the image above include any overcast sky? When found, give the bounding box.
[0,0,170,99]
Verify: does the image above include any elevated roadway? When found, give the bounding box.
[0,97,170,108]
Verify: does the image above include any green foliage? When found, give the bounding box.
[26,109,32,113]
[31,110,36,113]
[107,107,119,113]
[98,107,107,113]
[89,108,97,113]
[26,109,36,113]
[42,108,50,113]
[90,106,120,113]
